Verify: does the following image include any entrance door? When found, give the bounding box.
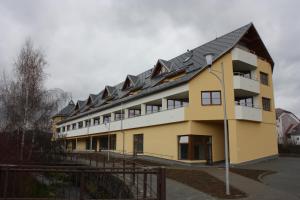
[99,135,108,151]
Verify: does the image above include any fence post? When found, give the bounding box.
[79,171,85,200]
[89,154,92,166]
[157,167,166,200]
[103,156,106,168]
[123,159,125,181]
[132,162,136,185]
[143,169,147,198]
[3,169,8,198]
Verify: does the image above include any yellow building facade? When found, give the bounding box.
[53,23,278,165]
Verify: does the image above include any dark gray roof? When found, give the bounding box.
[53,100,75,117]
[56,23,274,124]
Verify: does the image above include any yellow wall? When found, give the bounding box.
[228,120,277,164]
[186,53,236,121]
[189,121,225,162]
[228,57,278,164]
[71,120,226,163]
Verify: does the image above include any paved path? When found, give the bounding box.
[239,157,300,199]
[166,178,216,200]
[203,167,299,200]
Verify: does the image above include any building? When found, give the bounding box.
[288,124,300,145]
[276,108,300,145]
[52,23,278,165]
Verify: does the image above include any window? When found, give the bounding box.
[134,134,144,154]
[262,97,271,111]
[85,119,91,127]
[201,91,221,105]
[115,113,124,121]
[129,109,141,118]
[78,121,83,129]
[260,72,269,85]
[167,99,188,109]
[103,115,111,124]
[235,97,253,107]
[66,125,70,131]
[62,126,65,132]
[146,105,161,114]
[72,123,76,130]
[94,117,100,125]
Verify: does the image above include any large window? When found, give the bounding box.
[133,134,144,154]
[178,135,212,164]
[262,97,271,111]
[146,105,161,114]
[129,109,141,118]
[167,99,188,109]
[260,72,269,85]
[201,91,221,105]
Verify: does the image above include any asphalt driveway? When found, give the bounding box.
[240,156,300,198]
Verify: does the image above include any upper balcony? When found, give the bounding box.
[233,72,260,96]
[232,47,257,71]
[59,106,187,138]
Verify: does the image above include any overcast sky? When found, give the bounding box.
[0,0,299,116]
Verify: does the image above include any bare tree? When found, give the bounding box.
[0,39,70,162]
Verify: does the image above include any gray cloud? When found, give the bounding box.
[0,0,300,116]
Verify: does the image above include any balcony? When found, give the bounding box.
[235,103,262,122]
[61,106,187,138]
[232,47,257,71]
[233,73,260,96]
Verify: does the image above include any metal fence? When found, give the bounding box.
[0,152,166,200]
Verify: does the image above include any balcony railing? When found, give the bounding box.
[233,73,260,95]
[233,72,257,81]
[235,102,262,122]
[59,105,187,138]
[232,47,257,70]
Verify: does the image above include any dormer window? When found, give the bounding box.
[122,75,138,91]
[150,59,173,78]
[122,78,133,90]
[102,86,114,99]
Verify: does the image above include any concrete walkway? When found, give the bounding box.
[203,168,299,200]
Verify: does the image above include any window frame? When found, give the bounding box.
[262,97,271,111]
[260,72,269,86]
[201,91,222,106]
[128,109,141,118]
[133,134,144,154]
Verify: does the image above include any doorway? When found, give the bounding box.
[178,135,212,164]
